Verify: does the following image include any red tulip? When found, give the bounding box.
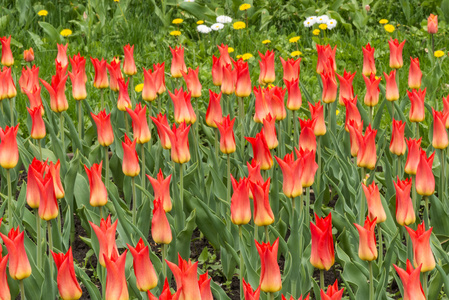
[250,178,275,227]
[408,88,426,123]
[406,222,435,272]
[27,105,46,140]
[148,278,181,300]
[56,43,68,68]
[253,86,273,123]
[262,114,278,150]
[243,279,261,300]
[362,43,376,76]
[336,70,356,105]
[104,251,129,300]
[320,65,338,104]
[295,148,318,188]
[150,113,172,150]
[384,70,399,101]
[363,73,381,107]
[217,44,232,66]
[0,227,32,280]
[343,96,362,132]
[38,173,59,221]
[432,108,449,149]
[404,138,422,175]
[245,132,273,170]
[428,14,438,34]
[310,213,334,270]
[89,216,119,267]
[0,124,19,169]
[122,134,140,177]
[389,38,406,69]
[69,53,87,83]
[153,62,166,95]
[316,44,336,74]
[280,57,301,81]
[147,169,172,212]
[347,120,363,157]
[23,85,43,115]
[275,152,302,198]
[255,238,282,293]
[91,57,109,89]
[198,272,213,300]
[354,217,378,261]
[107,58,123,92]
[205,90,223,128]
[309,101,326,136]
[234,59,252,97]
[127,238,158,291]
[126,103,151,144]
[84,162,108,207]
[19,65,40,94]
[40,70,69,113]
[390,119,406,156]
[166,255,201,300]
[212,55,222,86]
[181,67,202,98]
[0,253,10,300]
[23,47,34,62]
[169,88,196,125]
[247,160,263,199]
[91,110,114,147]
[284,78,302,111]
[26,158,47,208]
[362,181,387,224]
[221,63,236,95]
[299,118,317,152]
[151,198,172,244]
[269,86,287,121]
[162,122,191,164]
[123,44,137,76]
[320,280,344,300]
[258,50,275,84]
[117,78,132,111]
[48,160,64,199]
[394,177,415,226]
[142,67,158,102]
[51,247,83,300]
[408,57,422,90]
[393,260,425,300]
[355,124,377,170]
[170,46,187,78]
[0,36,14,67]
[230,176,251,225]
[215,115,236,154]
[442,95,449,128]
[1,67,16,99]
[68,68,87,100]
[416,150,435,196]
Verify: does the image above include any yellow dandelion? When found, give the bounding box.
[336,109,340,116]
[197,20,204,25]
[384,24,395,33]
[242,53,253,60]
[60,29,72,37]
[114,0,119,2]
[262,40,271,44]
[170,30,181,36]
[172,18,183,24]
[291,51,302,57]
[233,21,246,30]
[434,50,445,58]
[240,3,251,11]
[236,55,243,59]
[228,47,235,53]
[135,83,144,92]
[319,24,328,30]
[289,36,300,43]
[313,29,320,35]
[38,10,48,16]
[379,19,388,24]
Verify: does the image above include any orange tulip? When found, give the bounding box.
[354,217,378,261]
[362,43,376,76]
[126,103,151,144]
[162,122,191,164]
[269,86,286,121]
[408,88,426,123]
[148,278,181,300]
[255,238,282,293]
[26,158,47,208]
[27,105,46,140]
[284,78,302,111]
[182,67,202,98]
[0,124,19,169]
[147,169,172,212]
[205,90,223,128]
[142,67,158,102]
[19,65,40,94]
[40,71,69,113]
[363,73,381,107]
[388,38,406,69]
[405,138,422,175]
[56,43,68,68]
[362,181,387,224]
[117,78,132,111]
[212,55,223,86]
[253,86,273,123]
[90,57,109,89]
[69,53,87,83]
[0,226,32,280]
[0,36,14,66]
[275,152,303,199]
[151,198,172,244]
[68,68,87,100]
[0,253,10,300]
[280,57,301,81]
[104,251,129,300]
[38,173,59,221]
[84,162,108,207]
[336,70,356,105]
[221,63,236,95]
[384,70,399,101]
[299,118,317,152]
[122,134,140,177]
[295,147,318,188]
[406,222,435,272]
[170,46,187,78]
[258,50,275,84]
[127,238,158,291]
[51,247,83,300]
[250,178,275,226]
[355,124,377,170]
[150,113,172,150]
[309,101,326,136]
[347,120,363,157]
[390,119,406,156]
[230,176,251,225]
[243,279,261,300]
[432,108,449,149]
[215,115,236,154]
[1,67,16,99]
[153,62,166,95]
[343,96,361,132]
[107,58,122,92]
[91,110,114,147]
[393,260,425,300]
[320,280,344,300]
[23,85,43,115]
[169,88,196,125]
[89,216,119,267]
[310,213,334,270]
[320,65,337,104]
[49,160,64,199]
[416,150,435,196]
[262,114,278,150]
[217,44,232,67]
[428,14,438,34]
[408,57,422,90]
[245,132,273,170]
[166,255,201,300]
[198,272,213,300]
[234,59,252,97]
[123,44,137,76]
[394,177,415,226]
[316,44,336,74]
[23,47,34,62]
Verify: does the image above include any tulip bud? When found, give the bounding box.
[38,173,59,221]
[258,50,275,84]
[162,122,191,164]
[284,78,302,111]
[221,63,236,95]
[362,43,376,76]
[347,119,363,157]
[68,69,87,100]
[388,38,406,69]
[416,150,435,196]
[122,134,140,177]
[0,227,32,280]
[27,105,46,140]
[198,272,213,300]
[126,103,151,144]
[142,67,158,102]
[19,65,40,94]
[169,88,197,125]
[362,181,386,224]
[212,55,223,86]
[408,90,427,124]
[51,248,83,300]
[23,47,34,62]
[91,110,114,147]
[390,119,406,156]
[182,67,202,98]
[309,101,326,136]
[343,96,361,132]
[205,90,223,128]
[170,46,187,78]
[320,67,337,104]
[48,160,65,199]
[295,147,318,188]
[394,177,415,226]
[106,58,122,92]
[280,56,301,81]
[70,53,87,83]
[310,213,334,270]
[363,73,381,107]
[123,44,137,76]
[89,216,119,267]
[393,260,426,300]
[150,113,172,150]
[253,86,273,123]
[127,238,158,291]
[408,57,422,90]
[153,62,166,95]
[432,108,449,149]
[245,132,273,170]
[26,158,47,209]
[405,222,436,272]
[262,114,278,150]
[255,238,282,293]
[384,70,399,101]
[0,36,14,67]
[299,118,317,152]
[56,43,68,68]
[117,78,132,111]
[247,160,263,199]
[151,198,172,244]
[355,124,377,170]
[336,70,356,105]
[230,176,251,225]
[250,179,275,227]
[215,115,236,154]
[269,86,286,121]
[404,138,422,175]
[217,44,232,67]
[104,251,129,300]
[316,44,337,74]
[0,124,19,169]
[84,162,108,207]
[275,152,303,199]
[40,71,69,113]
[234,59,252,97]
[428,14,438,34]
[354,217,378,261]
[147,169,172,212]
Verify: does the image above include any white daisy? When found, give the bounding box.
[304,18,315,27]
[211,23,224,31]
[326,19,337,30]
[216,15,232,23]
[184,0,195,2]
[197,25,212,33]
[316,15,329,24]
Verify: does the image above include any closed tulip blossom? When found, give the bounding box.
[354,217,378,261]
[408,57,422,89]
[147,169,172,212]
[142,67,158,102]
[19,65,40,93]
[269,86,287,121]
[107,58,123,92]
[23,85,43,115]
[150,113,172,150]
[280,56,301,81]
[0,227,32,280]
[390,119,406,156]
[127,238,158,291]
[153,62,166,95]
[284,78,302,111]
[163,122,191,164]
[123,44,137,76]
[253,86,273,123]
[250,179,275,227]
[212,55,223,86]
[126,103,151,144]
[255,238,282,293]
[384,70,399,101]
[122,134,140,177]
[362,43,376,76]
[310,213,334,270]
[0,253,9,300]
[69,53,87,83]
[151,198,172,244]
[309,101,326,136]
[27,106,46,140]
[275,152,303,199]
[363,73,381,107]
[221,63,236,95]
[388,38,406,69]
[355,124,377,170]
[428,14,438,34]
[243,279,261,300]
[68,68,87,100]
[347,120,364,157]
[26,158,47,208]
[48,160,64,199]
[40,71,69,113]
[56,43,68,68]
[247,160,263,199]
[84,162,108,207]
[404,138,422,175]
[262,114,278,150]
[51,248,83,300]
[393,260,425,300]
[362,181,387,224]
[320,63,338,104]
[91,110,114,147]
[170,46,187,78]
[245,132,273,170]
[299,118,317,152]
[230,176,251,225]
[343,96,362,132]
[104,251,129,300]
[205,90,223,128]
[90,57,109,89]
[0,36,14,66]
[117,78,132,111]
[432,108,449,149]
[38,173,59,221]
[258,49,275,84]
[166,255,202,300]
[1,67,16,99]
[394,177,415,226]
[416,150,435,196]
[405,222,436,272]
[217,44,232,66]
[198,272,213,300]
[181,67,202,98]
[89,216,119,267]
[316,44,337,74]
[336,70,356,105]
[234,59,252,97]
[320,280,344,300]
[295,147,318,188]
[0,124,19,169]
[215,115,236,154]
[169,88,196,125]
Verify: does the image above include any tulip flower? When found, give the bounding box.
[123,44,137,76]
[0,227,32,280]
[343,96,362,132]
[362,43,376,76]
[269,86,287,121]
[104,251,129,300]
[148,278,181,300]
[215,115,236,154]
[336,70,356,105]
[347,120,363,157]
[122,134,140,177]
[117,78,132,111]
[243,279,261,300]
[151,198,172,244]
[428,14,438,34]
[169,88,196,125]
[126,103,151,144]
[408,57,422,89]
[355,125,377,170]
[48,160,64,199]
[253,86,273,123]
[142,67,158,102]
[89,216,119,267]
[416,150,435,196]
[247,160,263,199]
[212,55,223,86]
[147,169,172,212]
[408,88,426,123]
[217,44,232,66]
[262,114,279,150]
[405,138,422,175]
[255,238,282,293]
[40,71,69,113]
[90,58,110,90]
[198,272,213,300]
[69,53,87,83]
[23,47,34,62]
[316,44,337,74]
[258,50,275,84]
[390,119,406,156]
[389,38,406,69]
[443,95,449,128]
[26,158,47,208]
[432,108,449,149]
[23,85,43,115]
[127,238,158,291]
[84,162,108,207]
[38,173,59,221]
[19,65,40,93]
[166,255,201,300]
[362,181,387,224]
[0,36,14,66]
[320,67,338,104]
[383,70,399,101]
[295,148,318,188]
[205,90,223,128]
[1,67,16,100]
[107,58,122,92]
[310,213,334,270]
[406,222,435,272]
[221,63,236,95]
[153,62,166,95]
[250,179,275,227]
[234,59,252,97]
[284,78,302,111]
[162,122,191,164]
[150,113,172,150]
[181,67,202,98]
[0,125,19,169]
[91,110,114,147]
[170,46,187,78]
[320,280,344,300]
[245,132,273,170]
[363,73,381,107]
[275,152,302,199]
[309,101,326,136]
[0,253,10,300]
[354,217,378,261]
[230,176,251,225]
[299,118,317,152]
[280,57,301,81]
[51,248,83,300]
[394,177,415,226]
[282,295,309,300]
[393,260,425,300]
[27,105,46,140]
[68,69,87,100]
[56,43,68,68]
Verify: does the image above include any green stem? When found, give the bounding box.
[317,136,322,193]
[239,225,244,299]
[129,75,134,106]
[148,102,153,146]
[412,175,417,214]
[291,197,295,225]
[38,140,43,161]
[320,269,324,290]
[124,112,130,137]
[391,101,395,122]
[254,224,258,241]
[161,243,167,278]
[360,168,366,224]
[100,89,104,111]
[7,169,12,229]
[47,221,53,278]
[158,95,161,112]
[78,100,82,141]
[440,148,445,201]
[397,155,401,178]
[36,210,42,270]
[305,187,310,226]
[327,103,332,134]
[227,154,231,204]
[141,144,146,204]
[369,261,374,300]
[299,192,304,257]
[415,122,419,139]
[99,206,103,220]
[239,97,245,155]
[59,113,65,153]
[19,280,25,300]
[178,164,184,229]
[378,225,383,267]
[369,106,373,125]
[104,146,109,190]
[9,98,13,126]
[215,128,219,158]
[264,225,269,243]
[423,272,428,299]
[424,196,429,229]
[132,177,137,226]
[101,265,106,298]
[269,293,274,300]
